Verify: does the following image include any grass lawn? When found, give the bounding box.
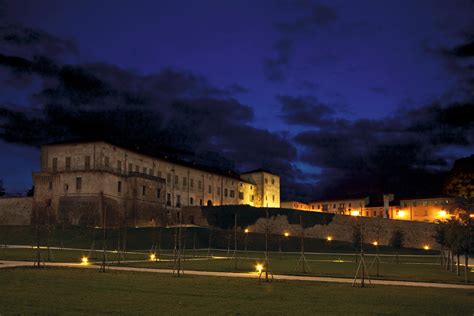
[119,251,472,285]
[1,268,473,315]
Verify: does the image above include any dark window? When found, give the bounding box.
[46,199,52,207]
[183,177,187,186]
[64,184,69,191]
[117,160,122,171]
[118,181,122,193]
[157,188,161,199]
[265,178,268,184]
[128,163,133,173]
[65,157,71,171]
[76,177,82,190]
[143,167,147,174]
[239,192,244,200]
[208,185,212,194]
[52,158,58,172]
[190,179,194,188]
[217,187,220,196]
[48,181,53,190]
[167,173,171,183]
[198,180,202,189]
[200,199,203,206]
[142,186,146,195]
[251,195,254,201]
[271,178,274,185]
[230,190,235,198]
[175,175,179,185]
[176,195,181,207]
[85,156,91,169]
[135,165,139,172]
[104,156,109,167]
[149,169,153,176]
[224,188,228,197]
[190,197,194,205]
[189,216,195,224]
[272,195,275,202]
[167,193,171,206]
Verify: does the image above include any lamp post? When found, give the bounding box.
[244,228,249,258]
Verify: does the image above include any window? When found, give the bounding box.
[167,193,171,206]
[251,195,254,201]
[65,157,71,171]
[208,185,212,194]
[142,186,146,195]
[52,158,58,172]
[64,184,69,191]
[230,190,235,198]
[117,160,122,171]
[157,188,161,199]
[271,178,274,185]
[157,171,162,178]
[176,195,181,207]
[135,165,139,172]
[272,195,275,202]
[189,216,195,225]
[239,192,244,200]
[349,203,352,207]
[174,175,179,185]
[190,179,194,188]
[198,180,202,189]
[48,181,53,191]
[149,169,153,176]
[85,156,91,169]
[104,156,109,167]
[76,177,82,190]
[143,167,147,174]
[265,178,268,184]
[167,173,171,184]
[190,197,194,205]
[46,199,52,207]
[200,199,203,206]
[224,188,228,197]
[117,181,122,193]
[183,177,187,186]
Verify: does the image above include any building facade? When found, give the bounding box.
[32,141,280,227]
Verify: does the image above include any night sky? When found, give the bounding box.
[0,0,473,200]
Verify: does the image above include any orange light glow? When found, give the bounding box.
[326,236,332,241]
[81,257,89,265]
[256,264,263,273]
[350,210,360,216]
[398,211,406,217]
[149,253,156,261]
[372,241,378,246]
[438,210,447,217]
[244,228,249,234]
[423,245,430,250]
[283,232,290,237]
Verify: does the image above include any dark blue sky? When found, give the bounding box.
[0,0,473,199]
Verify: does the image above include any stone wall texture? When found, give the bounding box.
[0,197,33,225]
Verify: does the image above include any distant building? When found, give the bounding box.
[281,201,310,211]
[32,141,280,227]
[308,197,369,216]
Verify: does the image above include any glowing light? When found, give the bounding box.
[470,214,474,218]
[244,228,249,234]
[326,236,332,241]
[372,241,378,246]
[438,210,447,217]
[398,211,406,217]
[149,253,156,261]
[350,210,360,216]
[283,232,290,237]
[423,245,430,250]
[81,257,89,265]
[255,264,263,273]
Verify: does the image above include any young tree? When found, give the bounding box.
[390,229,405,264]
[434,221,448,267]
[0,179,5,197]
[352,223,362,263]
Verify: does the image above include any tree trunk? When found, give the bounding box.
[450,251,454,273]
[456,254,460,276]
[439,249,444,267]
[465,254,469,283]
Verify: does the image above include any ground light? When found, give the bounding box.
[255,263,263,274]
[149,253,156,261]
[423,245,430,250]
[283,232,290,237]
[372,241,378,246]
[326,236,332,241]
[398,211,406,217]
[244,228,249,233]
[81,257,89,265]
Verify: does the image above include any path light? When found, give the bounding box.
[149,253,156,261]
[255,263,263,273]
[81,257,89,265]
[284,231,290,237]
[372,241,378,246]
[423,245,430,250]
[326,236,332,241]
[244,228,249,234]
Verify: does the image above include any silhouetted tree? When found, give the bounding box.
[0,179,5,197]
[26,186,34,197]
[390,230,405,264]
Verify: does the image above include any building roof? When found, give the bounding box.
[240,168,279,176]
[44,139,255,183]
[309,196,368,204]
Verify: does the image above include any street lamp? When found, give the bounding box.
[244,228,249,256]
[326,236,333,241]
[81,256,89,265]
[149,253,157,261]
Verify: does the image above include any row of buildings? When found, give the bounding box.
[30,140,458,227]
[281,195,454,223]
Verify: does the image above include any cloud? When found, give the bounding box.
[277,95,335,126]
[0,24,303,199]
[263,38,293,82]
[293,101,474,198]
[275,2,338,33]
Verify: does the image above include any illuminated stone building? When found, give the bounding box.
[32,141,280,227]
